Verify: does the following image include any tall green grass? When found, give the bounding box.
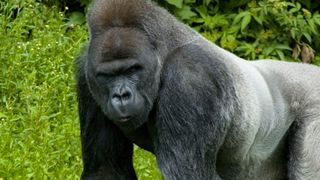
[0,0,161,179]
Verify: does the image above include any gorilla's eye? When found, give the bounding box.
[96,72,114,78]
[95,69,119,82]
[124,64,143,75]
[95,64,143,79]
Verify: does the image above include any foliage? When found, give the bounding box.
[0,0,161,179]
[40,0,320,64]
[162,0,320,64]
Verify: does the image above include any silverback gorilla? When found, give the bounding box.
[76,0,320,179]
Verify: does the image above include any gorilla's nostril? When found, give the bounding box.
[112,94,121,100]
[112,91,132,102]
[122,91,131,100]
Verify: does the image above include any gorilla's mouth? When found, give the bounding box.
[119,116,132,123]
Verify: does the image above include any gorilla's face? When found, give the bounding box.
[85,28,160,131]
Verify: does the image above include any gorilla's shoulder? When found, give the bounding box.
[165,41,223,66]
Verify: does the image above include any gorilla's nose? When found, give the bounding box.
[107,84,144,123]
[110,85,135,115]
[111,86,133,105]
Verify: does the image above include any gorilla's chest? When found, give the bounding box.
[123,123,154,153]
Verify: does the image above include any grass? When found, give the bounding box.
[0,0,161,179]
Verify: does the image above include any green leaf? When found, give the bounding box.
[0,112,7,118]
[192,18,205,23]
[68,11,86,25]
[289,3,301,14]
[286,2,296,7]
[264,47,275,56]
[241,14,251,31]
[276,50,285,60]
[307,19,317,34]
[195,5,208,18]
[274,44,292,51]
[166,0,183,8]
[204,0,211,6]
[252,13,263,25]
[212,14,229,27]
[176,5,197,20]
[303,32,312,44]
[313,14,320,25]
[233,11,250,25]
[184,0,196,3]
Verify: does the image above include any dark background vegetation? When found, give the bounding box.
[1,0,319,179]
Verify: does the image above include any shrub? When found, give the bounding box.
[161,0,320,65]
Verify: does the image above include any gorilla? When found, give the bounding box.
[76,0,320,179]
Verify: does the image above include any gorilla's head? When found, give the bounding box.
[85,27,161,131]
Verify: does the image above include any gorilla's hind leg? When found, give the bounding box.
[287,114,320,180]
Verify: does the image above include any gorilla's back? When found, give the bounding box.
[251,60,320,112]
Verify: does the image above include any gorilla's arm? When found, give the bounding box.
[153,44,233,180]
[76,56,137,180]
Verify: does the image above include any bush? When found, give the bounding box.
[43,0,320,64]
[0,0,85,178]
[40,0,320,64]
[162,0,320,65]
